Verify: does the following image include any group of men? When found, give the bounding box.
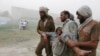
[35,6,100,56]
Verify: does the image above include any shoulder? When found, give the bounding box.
[38,19,41,23]
[91,20,99,29]
[47,15,53,20]
[88,19,98,29]
[68,20,78,26]
[91,19,97,25]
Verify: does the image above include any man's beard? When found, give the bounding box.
[61,18,66,22]
[61,20,65,22]
[79,18,86,24]
[41,16,45,20]
[40,15,47,20]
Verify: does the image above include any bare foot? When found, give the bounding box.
[76,50,91,56]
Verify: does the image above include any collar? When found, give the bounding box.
[62,19,70,27]
[63,19,70,24]
[78,17,92,31]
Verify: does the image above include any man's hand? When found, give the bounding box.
[67,40,78,48]
[38,30,43,35]
[38,30,48,43]
[41,32,48,43]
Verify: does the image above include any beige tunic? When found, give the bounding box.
[78,18,99,56]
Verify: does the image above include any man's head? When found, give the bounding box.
[56,27,62,35]
[39,6,49,19]
[60,10,70,22]
[76,6,92,24]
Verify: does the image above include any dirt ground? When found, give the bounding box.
[0,37,99,56]
[0,29,99,56]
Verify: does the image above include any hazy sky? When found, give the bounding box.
[0,0,100,20]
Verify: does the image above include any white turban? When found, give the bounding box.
[39,6,49,14]
[77,6,92,17]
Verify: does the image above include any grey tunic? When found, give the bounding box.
[61,19,78,42]
[61,19,78,56]
[46,32,67,56]
[46,19,78,56]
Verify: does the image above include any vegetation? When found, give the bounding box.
[0,20,39,47]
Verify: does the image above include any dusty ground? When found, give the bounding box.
[0,28,46,56]
[0,32,99,56]
[0,22,100,56]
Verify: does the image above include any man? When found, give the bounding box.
[35,6,55,56]
[19,19,23,30]
[59,10,78,56]
[67,6,100,56]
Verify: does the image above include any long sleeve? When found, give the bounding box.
[61,21,78,43]
[37,20,41,34]
[91,22,100,41]
[45,32,55,36]
[48,15,55,32]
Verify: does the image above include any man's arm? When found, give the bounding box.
[40,32,54,42]
[78,41,99,49]
[48,16,55,32]
[60,21,78,43]
[37,20,41,34]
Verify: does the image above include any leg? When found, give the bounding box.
[35,39,45,56]
[45,40,53,56]
[23,26,26,30]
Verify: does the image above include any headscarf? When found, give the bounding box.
[70,13,74,21]
[77,6,92,18]
[39,6,49,14]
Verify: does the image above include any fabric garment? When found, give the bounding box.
[19,20,28,30]
[61,19,78,43]
[77,5,92,17]
[37,15,55,32]
[45,32,66,56]
[39,6,49,14]
[35,37,53,56]
[54,46,68,56]
[45,32,58,43]
[78,18,99,56]
[61,19,78,56]
[69,13,74,21]
[36,15,55,56]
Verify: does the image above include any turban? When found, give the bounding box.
[77,6,92,17]
[39,6,49,14]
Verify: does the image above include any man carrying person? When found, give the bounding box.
[65,6,100,56]
[38,27,66,56]
[58,10,92,56]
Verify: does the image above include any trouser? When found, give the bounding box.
[54,46,74,56]
[35,37,53,56]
